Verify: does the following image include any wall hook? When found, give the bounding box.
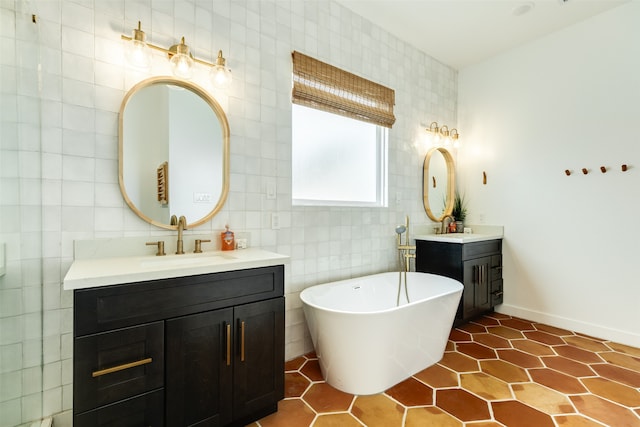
[564,170,571,176]
[482,171,487,185]
[582,168,588,175]
[600,166,607,173]
[432,176,436,188]
[622,164,628,172]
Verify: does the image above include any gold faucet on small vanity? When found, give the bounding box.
[441,215,455,234]
[170,215,188,255]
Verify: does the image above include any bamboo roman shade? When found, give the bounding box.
[291,51,396,128]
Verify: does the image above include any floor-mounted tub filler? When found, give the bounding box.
[300,271,463,395]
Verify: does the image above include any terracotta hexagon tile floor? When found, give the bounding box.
[249,313,640,427]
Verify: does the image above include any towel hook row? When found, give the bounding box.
[565,164,629,176]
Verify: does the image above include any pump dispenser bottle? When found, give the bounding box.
[221,225,235,251]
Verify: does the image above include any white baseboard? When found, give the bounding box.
[496,304,640,349]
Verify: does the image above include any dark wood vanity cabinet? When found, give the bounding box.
[73,265,285,427]
[416,239,503,324]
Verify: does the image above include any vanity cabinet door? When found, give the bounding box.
[233,297,285,423]
[463,256,492,319]
[165,308,234,427]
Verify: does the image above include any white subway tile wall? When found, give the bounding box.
[0,0,456,424]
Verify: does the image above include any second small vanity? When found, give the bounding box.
[415,230,503,324]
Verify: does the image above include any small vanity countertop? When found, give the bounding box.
[414,225,504,244]
[63,248,290,290]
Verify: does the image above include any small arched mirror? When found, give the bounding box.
[422,147,455,222]
[119,77,230,229]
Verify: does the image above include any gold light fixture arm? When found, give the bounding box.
[120,34,216,68]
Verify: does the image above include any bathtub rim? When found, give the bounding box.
[300,271,463,315]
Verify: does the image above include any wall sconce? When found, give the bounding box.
[450,128,460,148]
[121,22,232,88]
[125,21,152,70]
[425,121,461,148]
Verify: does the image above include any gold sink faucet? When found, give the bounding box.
[170,215,188,254]
[441,215,455,234]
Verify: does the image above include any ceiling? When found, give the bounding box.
[335,0,628,69]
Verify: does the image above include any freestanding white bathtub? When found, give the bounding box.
[300,272,463,395]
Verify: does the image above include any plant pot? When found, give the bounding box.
[455,221,464,233]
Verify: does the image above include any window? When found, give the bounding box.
[292,104,387,206]
[291,51,395,207]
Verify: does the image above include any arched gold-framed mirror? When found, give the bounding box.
[422,147,455,222]
[118,76,230,230]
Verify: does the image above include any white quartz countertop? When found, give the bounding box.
[414,233,503,243]
[63,248,289,290]
[413,224,503,244]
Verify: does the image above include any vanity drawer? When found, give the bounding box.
[462,240,502,260]
[74,321,164,413]
[74,389,164,427]
[75,265,284,335]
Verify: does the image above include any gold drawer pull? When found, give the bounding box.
[92,357,153,378]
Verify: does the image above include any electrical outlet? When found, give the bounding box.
[271,213,280,230]
[479,213,486,224]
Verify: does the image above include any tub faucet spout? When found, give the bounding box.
[395,215,416,272]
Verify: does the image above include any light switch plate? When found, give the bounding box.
[271,213,280,230]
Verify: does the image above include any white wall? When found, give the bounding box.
[0,0,456,424]
[458,2,640,347]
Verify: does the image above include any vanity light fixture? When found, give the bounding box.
[425,121,461,148]
[450,128,460,148]
[169,37,194,79]
[121,22,232,87]
[440,125,450,145]
[125,21,152,70]
[210,50,233,89]
[425,122,441,146]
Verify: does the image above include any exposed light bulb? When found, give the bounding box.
[210,50,232,89]
[169,37,193,79]
[432,132,442,146]
[450,129,460,149]
[126,21,152,70]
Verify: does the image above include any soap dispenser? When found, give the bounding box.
[221,225,235,251]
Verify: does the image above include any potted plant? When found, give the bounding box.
[452,192,467,232]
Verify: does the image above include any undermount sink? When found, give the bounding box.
[140,253,236,268]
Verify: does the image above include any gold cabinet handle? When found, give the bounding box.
[226,323,231,366]
[92,357,153,378]
[240,321,246,362]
